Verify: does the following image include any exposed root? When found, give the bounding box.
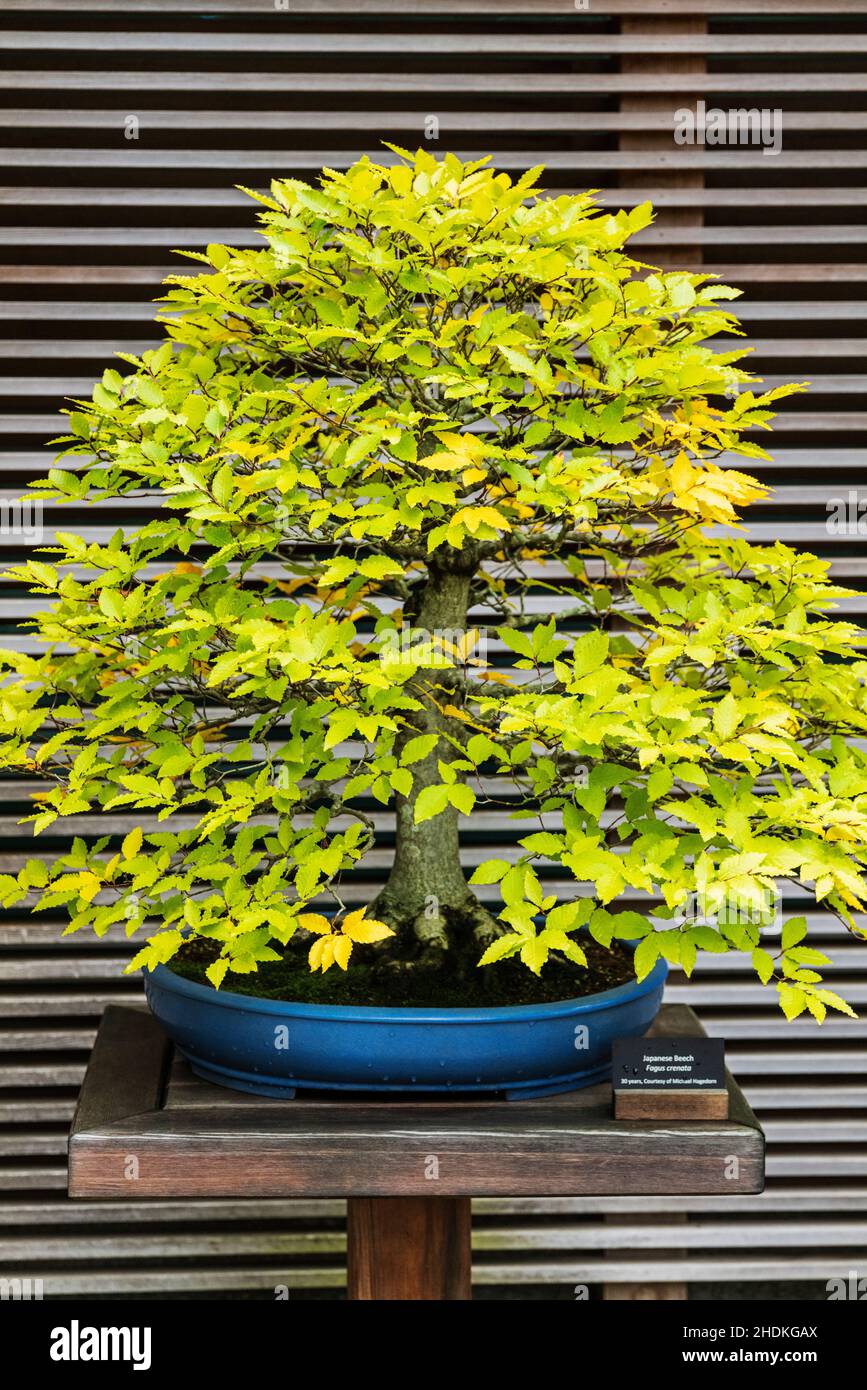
[412,907,450,953]
[466,900,505,953]
[367,889,506,983]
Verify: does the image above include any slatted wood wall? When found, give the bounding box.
[1,0,865,1297]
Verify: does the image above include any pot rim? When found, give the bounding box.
[146,954,668,1026]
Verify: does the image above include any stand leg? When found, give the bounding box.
[602,1213,688,1301]
[346,1196,472,1300]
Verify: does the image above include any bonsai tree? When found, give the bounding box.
[1,148,866,1020]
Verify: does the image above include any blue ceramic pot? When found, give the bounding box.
[144,954,668,1101]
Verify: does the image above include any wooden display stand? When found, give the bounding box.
[68,1003,763,1300]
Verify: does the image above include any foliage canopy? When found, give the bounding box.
[1,148,865,1018]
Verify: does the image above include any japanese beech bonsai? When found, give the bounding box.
[2,149,866,1020]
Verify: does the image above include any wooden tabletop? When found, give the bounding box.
[68,1003,764,1200]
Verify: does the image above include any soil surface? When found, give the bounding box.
[168,936,636,1008]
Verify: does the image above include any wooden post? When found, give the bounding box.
[346,1196,472,1301]
[604,1279,689,1301]
[602,1214,688,1302]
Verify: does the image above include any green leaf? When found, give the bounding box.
[413,784,450,824]
[778,983,808,1021]
[98,588,124,622]
[685,925,729,953]
[400,734,439,766]
[478,934,523,966]
[24,858,49,888]
[359,555,403,580]
[500,864,528,907]
[814,988,858,1019]
[518,831,564,857]
[633,933,661,982]
[781,917,808,950]
[785,946,831,967]
[206,958,230,989]
[498,627,534,660]
[466,733,501,765]
[752,948,776,985]
[540,928,587,967]
[546,900,586,933]
[588,909,614,948]
[520,935,549,975]
[572,631,609,680]
[713,693,740,742]
[390,767,413,797]
[447,783,475,815]
[608,910,650,941]
[805,994,826,1024]
[647,764,673,801]
[470,858,510,886]
[557,939,587,966]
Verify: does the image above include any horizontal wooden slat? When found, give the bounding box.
[4,1255,865,1296]
[5,110,867,135]
[4,71,867,95]
[2,31,867,57]
[4,150,867,173]
[7,338,865,366]
[6,1214,867,1262]
[8,186,862,212]
[5,0,865,13]
[2,225,866,251]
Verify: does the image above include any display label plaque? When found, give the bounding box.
[612,1037,725,1092]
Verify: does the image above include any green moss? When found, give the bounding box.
[168,936,635,1008]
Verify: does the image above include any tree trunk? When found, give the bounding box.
[372,562,498,963]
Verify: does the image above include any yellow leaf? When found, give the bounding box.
[307,937,325,971]
[308,934,337,972]
[476,670,515,685]
[333,935,353,969]
[670,451,694,498]
[299,913,332,936]
[79,872,101,903]
[340,907,366,934]
[421,432,487,472]
[342,914,395,944]
[456,628,483,660]
[122,826,143,860]
[453,506,511,534]
[389,164,412,196]
[419,450,465,472]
